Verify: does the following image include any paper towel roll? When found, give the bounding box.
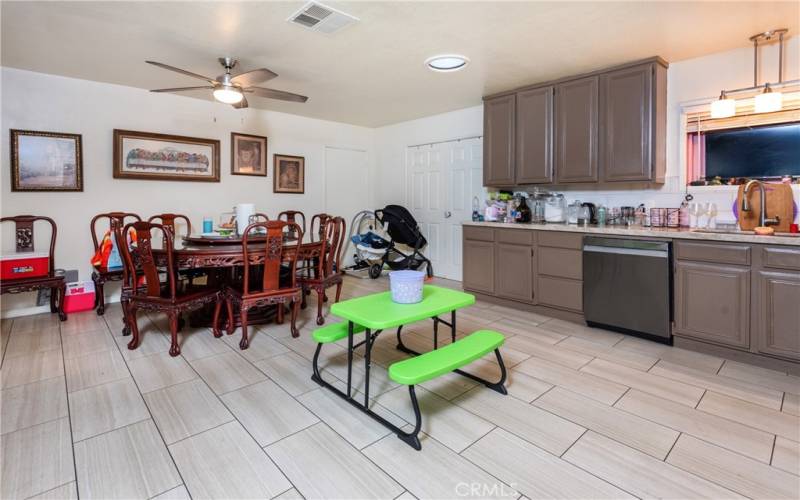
[235,203,255,235]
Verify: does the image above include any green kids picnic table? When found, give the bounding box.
[311,285,508,450]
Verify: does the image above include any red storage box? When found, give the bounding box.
[64,281,95,314]
[0,252,50,280]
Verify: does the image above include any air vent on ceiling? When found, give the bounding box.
[288,1,359,34]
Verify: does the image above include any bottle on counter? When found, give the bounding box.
[516,195,532,223]
[597,206,607,226]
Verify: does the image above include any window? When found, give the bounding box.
[685,94,800,185]
[706,123,800,179]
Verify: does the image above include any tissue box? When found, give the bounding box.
[64,281,96,313]
[0,252,50,280]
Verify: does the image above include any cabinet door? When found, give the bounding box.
[674,261,750,349]
[516,86,553,184]
[483,94,516,186]
[463,239,495,294]
[495,243,533,302]
[602,64,654,182]
[756,270,800,361]
[555,76,599,183]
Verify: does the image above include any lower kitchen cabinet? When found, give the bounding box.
[495,243,534,302]
[674,261,751,349]
[757,270,800,361]
[463,239,495,294]
[537,276,583,313]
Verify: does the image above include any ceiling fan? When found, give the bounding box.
[146,57,308,109]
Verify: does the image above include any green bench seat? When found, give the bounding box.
[312,321,366,344]
[389,330,505,385]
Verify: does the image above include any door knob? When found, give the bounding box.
[444,211,452,218]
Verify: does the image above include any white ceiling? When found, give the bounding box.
[2,1,798,127]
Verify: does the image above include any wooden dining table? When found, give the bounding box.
[151,234,325,327]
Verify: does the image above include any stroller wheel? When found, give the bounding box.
[369,263,383,279]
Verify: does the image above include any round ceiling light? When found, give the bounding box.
[425,54,469,72]
[213,85,244,104]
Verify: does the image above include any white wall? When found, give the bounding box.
[374,37,800,222]
[1,67,375,316]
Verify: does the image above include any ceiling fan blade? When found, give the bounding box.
[231,68,278,87]
[246,87,308,103]
[150,86,215,93]
[232,96,249,109]
[145,61,217,84]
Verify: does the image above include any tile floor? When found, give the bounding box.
[1,276,799,499]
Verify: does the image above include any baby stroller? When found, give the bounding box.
[344,205,433,279]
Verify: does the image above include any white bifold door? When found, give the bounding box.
[405,137,483,281]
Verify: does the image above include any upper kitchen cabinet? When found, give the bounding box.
[555,76,599,183]
[601,61,667,182]
[481,57,667,188]
[516,86,554,184]
[483,94,516,186]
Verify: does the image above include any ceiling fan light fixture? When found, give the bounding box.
[710,91,736,118]
[425,54,469,72]
[754,84,782,113]
[213,85,244,104]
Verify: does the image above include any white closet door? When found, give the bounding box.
[406,137,482,281]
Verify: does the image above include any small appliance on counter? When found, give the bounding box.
[544,193,567,223]
[581,202,597,225]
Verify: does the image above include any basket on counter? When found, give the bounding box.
[650,208,682,228]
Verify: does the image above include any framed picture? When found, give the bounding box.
[10,129,83,191]
[273,154,305,194]
[231,132,267,176]
[113,129,220,182]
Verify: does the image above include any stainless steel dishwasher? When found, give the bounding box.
[582,236,672,344]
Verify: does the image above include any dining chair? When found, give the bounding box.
[116,221,220,356]
[278,210,306,241]
[298,216,346,325]
[309,213,331,242]
[148,213,207,286]
[0,215,66,321]
[90,211,141,315]
[214,220,303,348]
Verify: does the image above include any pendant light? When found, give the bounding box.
[754,83,783,113]
[710,91,736,118]
[709,29,794,118]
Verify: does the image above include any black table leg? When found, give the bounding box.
[347,320,353,398]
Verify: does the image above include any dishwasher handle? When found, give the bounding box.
[583,244,669,258]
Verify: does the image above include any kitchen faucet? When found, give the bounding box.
[741,179,780,227]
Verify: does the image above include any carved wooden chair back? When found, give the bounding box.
[117,221,177,301]
[277,211,306,240]
[0,215,57,275]
[148,214,192,246]
[241,221,303,295]
[319,216,346,278]
[91,212,141,252]
[253,212,270,222]
[309,213,332,242]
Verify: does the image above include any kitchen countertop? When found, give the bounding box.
[463,221,800,246]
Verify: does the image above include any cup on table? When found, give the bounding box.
[203,217,213,233]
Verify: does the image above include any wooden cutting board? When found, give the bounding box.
[737,183,794,232]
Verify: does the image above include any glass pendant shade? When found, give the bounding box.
[710,94,736,118]
[754,88,782,113]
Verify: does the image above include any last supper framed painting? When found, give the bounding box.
[113,129,220,182]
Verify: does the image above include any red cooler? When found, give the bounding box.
[0,252,50,280]
[64,281,96,313]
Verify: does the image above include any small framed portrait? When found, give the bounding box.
[231,132,267,176]
[273,154,305,194]
[10,129,83,191]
